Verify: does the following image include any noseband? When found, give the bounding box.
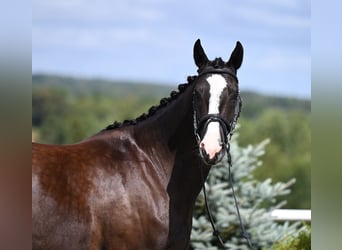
[196,114,231,144]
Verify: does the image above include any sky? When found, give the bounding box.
[32,0,310,98]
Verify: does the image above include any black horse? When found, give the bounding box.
[32,39,243,249]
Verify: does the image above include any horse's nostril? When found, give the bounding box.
[200,147,208,157]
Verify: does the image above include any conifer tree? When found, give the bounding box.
[191,132,301,250]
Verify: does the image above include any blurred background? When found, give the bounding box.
[7,0,342,249]
[32,0,310,211]
[33,0,310,98]
[32,0,310,213]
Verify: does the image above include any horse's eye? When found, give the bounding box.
[228,91,238,100]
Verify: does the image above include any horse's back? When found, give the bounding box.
[32,132,170,250]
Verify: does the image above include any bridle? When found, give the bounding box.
[192,68,254,249]
[193,67,242,146]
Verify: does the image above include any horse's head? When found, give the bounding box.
[192,39,243,165]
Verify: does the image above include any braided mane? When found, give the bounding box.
[105,75,198,130]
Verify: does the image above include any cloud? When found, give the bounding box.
[256,50,310,72]
[32,0,310,97]
[245,0,307,10]
[33,26,153,50]
[33,0,164,24]
[233,4,309,29]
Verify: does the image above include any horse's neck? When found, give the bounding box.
[133,81,209,180]
[134,82,198,167]
[147,85,196,145]
[134,83,210,235]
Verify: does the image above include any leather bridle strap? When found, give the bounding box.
[192,91,242,145]
[192,75,252,248]
[196,114,231,144]
[197,67,238,82]
[225,143,254,249]
[199,144,254,249]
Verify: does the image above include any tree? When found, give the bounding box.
[191,133,301,249]
[238,109,311,209]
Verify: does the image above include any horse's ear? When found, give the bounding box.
[227,41,243,70]
[193,39,209,68]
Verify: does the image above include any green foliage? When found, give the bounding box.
[268,224,311,250]
[238,109,311,209]
[191,136,302,249]
[32,74,173,144]
[240,91,310,119]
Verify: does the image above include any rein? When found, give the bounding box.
[198,144,254,250]
[192,74,254,249]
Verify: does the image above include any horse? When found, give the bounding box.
[32,39,244,250]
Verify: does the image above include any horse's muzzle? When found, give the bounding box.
[199,143,226,165]
[195,114,230,165]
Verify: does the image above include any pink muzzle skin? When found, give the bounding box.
[199,122,223,161]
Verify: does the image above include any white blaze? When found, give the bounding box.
[200,75,227,159]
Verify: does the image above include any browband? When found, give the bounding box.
[197,66,238,81]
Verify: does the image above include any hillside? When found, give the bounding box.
[32,74,310,121]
